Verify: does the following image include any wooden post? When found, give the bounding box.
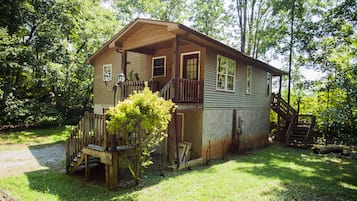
[108,152,118,190]
[103,115,108,151]
[122,50,127,77]
[174,110,180,168]
[119,50,127,102]
[278,75,282,95]
[85,154,90,181]
[173,37,180,102]
[172,37,180,168]
[65,139,70,171]
[230,109,238,153]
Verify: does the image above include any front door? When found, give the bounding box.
[182,53,199,80]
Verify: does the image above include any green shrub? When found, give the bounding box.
[106,86,174,184]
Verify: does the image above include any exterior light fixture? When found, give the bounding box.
[117,72,125,84]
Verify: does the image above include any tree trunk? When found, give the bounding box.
[246,0,256,55]
[288,0,295,105]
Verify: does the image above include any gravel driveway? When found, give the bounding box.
[0,143,66,178]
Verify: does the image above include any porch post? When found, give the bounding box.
[122,50,127,77]
[121,50,127,101]
[173,37,180,102]
[173,37,180,168]
[278,75,282,95]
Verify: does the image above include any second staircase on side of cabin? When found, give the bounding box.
[271,93,316,148]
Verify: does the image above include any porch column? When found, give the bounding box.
[172,36,180,168]
[120,50,127,101]
[173,36,180,102]
[122,50,127,77]
[278,75,282,95]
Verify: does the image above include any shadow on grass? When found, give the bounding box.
[21,144,357,200]
[233,145,357,200]
[22,160,195,200]
[24,143,190,200]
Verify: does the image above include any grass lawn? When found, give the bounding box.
[0,145,356,201]
[0,126,73,149]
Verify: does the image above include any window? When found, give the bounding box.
[246,66,252,94]
[103,64,112,82]
[152,56,166,77]
[216,55,236,92]
[266,72,272,96]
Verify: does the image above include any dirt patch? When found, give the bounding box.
[0,143,65,178]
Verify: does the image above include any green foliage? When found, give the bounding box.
[189,0,227,40]
[295,0,357,145]
[114,0,187,22]
[0,0,118,127]
[106,86,174,183]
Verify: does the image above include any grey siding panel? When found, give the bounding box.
[203,48,271,109]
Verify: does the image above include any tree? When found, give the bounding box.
[189,0,228,40]
[230,0,276,57]
[295,0,356,144]
[106,86,174,183]
[114,0,187,22]
[0,0,119,126]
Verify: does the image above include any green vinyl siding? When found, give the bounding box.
[203,48,272,110]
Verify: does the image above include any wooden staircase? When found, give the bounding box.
[66,112,108,174]
[271,93,316,148]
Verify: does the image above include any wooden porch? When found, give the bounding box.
[119,78,203,103]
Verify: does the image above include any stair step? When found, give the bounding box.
[291,132,307,136]
[75,162,102,173]
[290,135,305,138]
[294,127,308,131]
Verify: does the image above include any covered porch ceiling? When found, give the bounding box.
[129,39,191,55]
[87,18,287,76]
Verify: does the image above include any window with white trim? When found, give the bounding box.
[246,66,252,94]
[103,64,112,82]
[216,55,236,92]
[152,56,166,77]
[266,72,271,96]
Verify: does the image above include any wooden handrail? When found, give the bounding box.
[159,78,203,103]
[66,112,108,171]
[303,115,316,147]
[159,79,174,100]
[177,78,203,103]
[285,115,296,145]
[120,80,159,100]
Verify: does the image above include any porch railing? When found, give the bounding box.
[159,78,203,103]
[177,78,203,103]
[66,112,107,169]
[120,80,159,100]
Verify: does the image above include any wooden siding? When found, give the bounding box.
[203,48,271,109]
[93,48,122,106]
[93,49,148,107]
[122,24,175,50]
[151,43,206,90]
[126,52,151,81]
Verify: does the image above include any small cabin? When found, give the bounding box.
[86,18,287,165]
[67,19,318,188]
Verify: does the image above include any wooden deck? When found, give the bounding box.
[66,78,203,189]
[66,112,136,189]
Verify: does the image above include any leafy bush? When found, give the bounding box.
[0,93,63,128]
[106,86,174,183]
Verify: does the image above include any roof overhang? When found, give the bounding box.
[86,18,287,76]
